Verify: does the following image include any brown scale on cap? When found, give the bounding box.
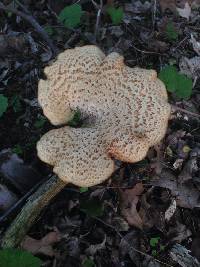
[37,45,171,187]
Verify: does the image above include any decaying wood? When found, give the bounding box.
[1,175,66,248]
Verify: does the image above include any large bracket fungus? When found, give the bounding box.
[1,46,171,248]
[37,45,171,187]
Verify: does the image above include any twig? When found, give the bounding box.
[152,0,157,31]
[171,104,200,120]
[1,175,66,248]
[130,41,165,56]
[172,36,189,52]
[0,1,57,56]
[91,0,103,40]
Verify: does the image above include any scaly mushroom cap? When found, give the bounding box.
[37,45,171,187]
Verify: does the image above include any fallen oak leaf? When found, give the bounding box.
[21,231,61,257]
[120,183,144,229]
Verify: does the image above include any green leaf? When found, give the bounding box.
[80,199,104,217]
[107,6,123,25]
[12,144,23,155]
[58,4,82,28]
[160,245,165,251]
[152,249,158,257]
[34,117,46,128]
[10,95,22,113]
[44,25,54,36]
[166,146,173,157]
[182,145,191,153]
[68,109,81,127]
[166,22,178,41]
[0,94,8,117]
[159,65,177,93]
[150,237,160,247]
[80,187,89,193]
[82,258,95,267]
[0,248,42,267]
[176,73,193,99]
[159,65,193,99]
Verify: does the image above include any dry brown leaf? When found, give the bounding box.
[159,0,194,14]
[120,183,144,229]
[176,2,191,20]
[179,56,200,79]
[168,222,192,243]
[159,0,177,13]
[21,231,61,256]
[150,170,200,209]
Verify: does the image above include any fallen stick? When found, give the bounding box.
[0,1,57,55]
[1,175,66,248]
[171,104,200,120]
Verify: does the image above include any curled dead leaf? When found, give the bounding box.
[176,2,191,20]
[120,183,144,229]
[21,231,61,257]
[150,170,200,209]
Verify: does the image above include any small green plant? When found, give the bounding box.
[10,95,22,113]
[34,116,46,129]
[150,237,160,247]
[107,6,124,25]
[25,138,37,150]
[80,199,104,217]
[0,248,41,267]
[68,109,82,127]
[0,94,8,117]
[159,65,193,99]
[82,258,95,267]
[80,187,89,193]
[166,21,178,41]
[44,25,54,36]
[149,237,165,256]
[12,144,23,155]
[58,4,83,28]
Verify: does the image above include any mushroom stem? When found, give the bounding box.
[1,175,66,248]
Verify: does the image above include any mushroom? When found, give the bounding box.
[1,45,170,248]
[37,45,171,187]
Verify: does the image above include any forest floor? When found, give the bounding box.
[0,0,200,267]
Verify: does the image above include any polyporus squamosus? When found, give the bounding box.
[37,45,171,187]
[1,46,171,248]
